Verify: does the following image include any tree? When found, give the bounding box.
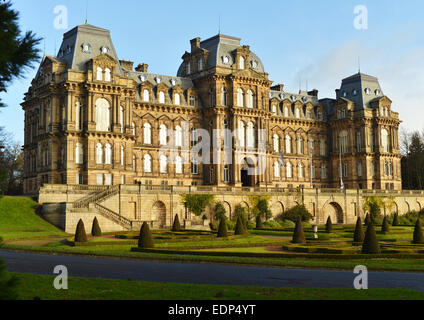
[182,194,215,218]
[281,205,312,223]
[256,215,263,229]
[392,212,399,227]
[292,216,306,244]
[172,214,181,232]
[0,1,42,108]
[362,223,381,254]
[0,129,24,195]
[217,216,228,238]
[363,197,383,223]
[364,213,371,226]
[74,219,87,243]
[413,219,424,244]
[138,222,154,248]
[325,216,333,233]
[91,217,102,237]
[381,216,390,234]
[354,217,365,243]
[213,202,226,222]
[401,131,424,190]
[248,196,272,220]
[234,216,246,236]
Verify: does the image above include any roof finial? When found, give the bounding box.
[218,15,221,34]
[358,56,361,73]
[85,0,88,24]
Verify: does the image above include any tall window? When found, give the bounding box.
[96,143,103,164]
[191,158,198,174]
[120,146,124,166]
[120,106,124,133]
[132,155,136,171]
[388,161,393,176]
[174,93,181,105]
[199,57,203,71]
[272,105,277,115]
[356,131,362,152]
[370,132,375,152]
[297,137,304,155]
[75,143,83,164]
[321,164,327,179]
[274,162,280,178]
[175,126,183,147]
[95,98,110,132]
[175,156,183,174]
[224,166,230,183]
[159,125,167,145]
[370,161,375,177]
[339,130,348,154]
[105,68,111,82]
[221,88,227,106]
[189,95,195,107]
[247,122,255,148]
[143,89,150,102]
[273,134,279,153]
[381,129,389,152]
[160,155,168,173]
[247,90,254,108]
[105,144,112,164]
[358,163,362,177]
[237,88,244,107]
[284,106,289,117]
[320,140,326,156]
[144,154,152,173]
[96,67,103,81]
[75,102,82,131]
[296,108,300,118]
[144,123,152,144]
[159,91,165,104]
[285,135,292,154]
[286,162,292,178]
[131,122,136,136]
[238,121,245,148]
[239,56,245,69]
[298,163,304,178]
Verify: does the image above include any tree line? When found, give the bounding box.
[401,130,424,190]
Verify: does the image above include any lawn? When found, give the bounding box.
[0,197,67,241]
[11,273,424,300]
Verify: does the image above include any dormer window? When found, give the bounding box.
[139,75,146,82]
[155,77,161,84]
[365,88,371,95]
[82,43,91,54]
[198,57,203,71]
[100,46,110,54]
[342,91,347,98]
[302,97,308,103]
[352,89,358,96]
[291,95,297,101]
[170,79,176,86]
[104,68,111,82]
[96,67,103,81]
[222,55,230,65]
[187,62,191,75]
[251,60,258,69]
[375,89,381,95]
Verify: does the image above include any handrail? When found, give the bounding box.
[94,203,132,228]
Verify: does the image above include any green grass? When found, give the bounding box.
[0,197,67,241]
[11,273,424,300]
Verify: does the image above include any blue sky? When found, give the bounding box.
[1,0,424,144]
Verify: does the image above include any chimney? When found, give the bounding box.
[190,37,200,52]
[308,89,318,97]
[135,63,149,73]
[335,89,340,99]
[119,60,134,71]
[270,84,284,92]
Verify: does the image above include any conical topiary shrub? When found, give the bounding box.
[292,216,306,244]
[209,221,217,231]
[364,213,371,226]
[217,217,228,238]
[256,215,263,229]
[325,216,333,233]
[381,216,390,233]
[353,217,365,243]
[172,214,181,232]
[138,222,154,249]
[75,219,88,243]
[91,217,102,237]
[234,216,246,235]
[241,215,248,233]
[392,212,399,227]
[362,223,381,254]
[413,219,424,244]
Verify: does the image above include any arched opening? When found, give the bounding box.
[152,201,167,229]
[222,201,232,220]
[241,158,255,187]
[327,202,344,224]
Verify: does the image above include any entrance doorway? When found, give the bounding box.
[241,158,254,187]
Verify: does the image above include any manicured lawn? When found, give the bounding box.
[11,273,424,300]
[0,197,67,241]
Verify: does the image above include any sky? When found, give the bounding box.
[1,0,424,144]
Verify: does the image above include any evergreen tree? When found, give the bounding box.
[91,217,102,237]
[413,219,424,244]
[325,216,333,233]
[217,217,228,238]
[172,214,181,232]
[234,216,246,235]
[362,223,381,254]
[392,212,399,226]
[138,222,154,248]
[292,216,306,244]
[256,215,263,229]
[353,217,365,243]
[74,219,87,243]
[364,213,371,226]
[381,216,390,233]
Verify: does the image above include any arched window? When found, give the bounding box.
[96,67,103,81]
[286,162,292,178]
[159,125,167,145]
[175,125,183,147]
[321,164,327,179]
[296,108,301,118]
[274,162,280,178]
[320,140,326,156]
[159,91,165,104]
[247,122,255,148]
[356,131,362,152]
[198,57,203,71]
[144,123,152,144]
[239,56,245,69]
[131,122,136,136]
[120,146,125,166]
[104,68,111,82]
[297,137,304,154]
[143,89,150,102]
[174,93,181,105]
[221,88,227,106]
[298,163,304,178]
[96,143,103,164]
[175,156,183,174]
[75,102,82,131]
[247,90,254,108]
[370,131,375,152]
[388,161,393,176]
[238,121,245,148]
[132,155,136,171]
[160,155,168,173]
[381,129,389,152]
[75,143,83,164]
[237,88,244,107]
[339,130,348,154]
[272,105,277,115]
[285,135,292,154]
[105,144,112,164]
[358,162,362,177]
[120,106,124,133]
[284,106,289,117]
[95,98,110,132]
[144,154,152,173]
[273,134,279,153]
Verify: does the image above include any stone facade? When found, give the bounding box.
[22,24,402,195]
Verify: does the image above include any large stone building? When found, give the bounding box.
[22,24,402,196]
